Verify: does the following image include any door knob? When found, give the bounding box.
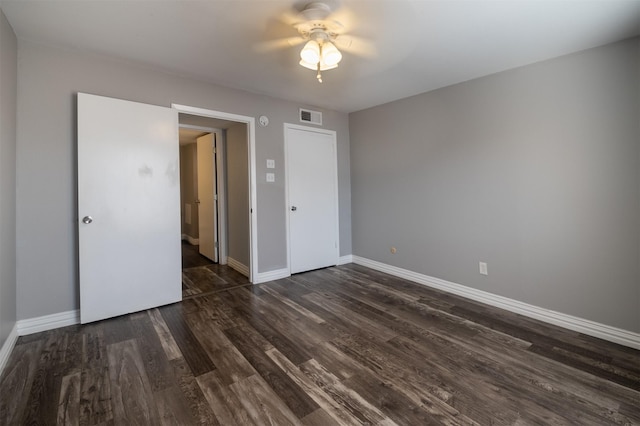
[82,216,93,224]
[291,206,297,211]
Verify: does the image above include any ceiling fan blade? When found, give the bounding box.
[254,36,305,53]
[334,35,377,58]
[278,7,306,27]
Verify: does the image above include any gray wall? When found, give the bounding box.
[350,38,640,333]
[226,124,250,268]
[0,9,17,349]
[15,40,351,320]
[179,143,199,239]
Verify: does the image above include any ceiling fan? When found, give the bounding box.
[257,1,376,83]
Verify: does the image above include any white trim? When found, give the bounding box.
[337,255,353,265]
[215,130,228,265]
[284,123,340,275]
[17,310,80,336]
[352,256,640,350]
[179,123,217,132]
[172,104,257,283]
[254,268,291,284]
[181,234,200,245]
[227,257,250,277]
[0,324,18,376]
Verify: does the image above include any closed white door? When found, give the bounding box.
[196,133,218,262]
[286,125,339,274]
[78,93,182,324]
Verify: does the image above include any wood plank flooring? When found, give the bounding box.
[1,263,639,425]
[181,242,251,298]
[181,242,214,269]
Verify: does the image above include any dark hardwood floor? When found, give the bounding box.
[181,242,215,269]
[1,262,639,425]
[181,242,251,298]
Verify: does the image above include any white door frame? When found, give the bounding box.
[284,123,339,274]
[179,124,227,264]
[174,104,257,283]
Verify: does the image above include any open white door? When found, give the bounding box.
[196,133,218,262]
[78,93,181,324]
[286,125,339,274]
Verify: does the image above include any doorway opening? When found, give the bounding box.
[179,126,221,264]
[174,104,257,284]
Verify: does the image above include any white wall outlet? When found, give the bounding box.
[479,262,488,276]
[266,173,275,182]
[266,159,275,169]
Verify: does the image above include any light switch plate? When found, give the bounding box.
[266,173,275,182]
[266,159,275,169]
[479,262,488,276]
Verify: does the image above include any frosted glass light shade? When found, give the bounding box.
[322,42,342,66]
[299,59,318,70]
[300,40,320,64]
[299,59,338,71]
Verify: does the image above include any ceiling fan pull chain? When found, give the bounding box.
[317,44,323,83]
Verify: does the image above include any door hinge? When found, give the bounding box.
[213,147,217,154]
[214,241,219,247]
[214,194,218,201]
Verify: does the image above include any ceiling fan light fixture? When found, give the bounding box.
[299,58,338,71]
[318,60,338,71]
[321,41,342,67]
[300,40,320,64]
[299,35,341,82]
[299,58,319,70]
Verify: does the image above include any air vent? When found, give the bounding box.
[299,108,322,125]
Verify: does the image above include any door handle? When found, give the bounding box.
[82,216,93,224]
[195,199,201,204]
[291,206,297,211]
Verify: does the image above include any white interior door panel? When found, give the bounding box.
[197,133,217,262]
[286,125,339,274]
[78,93,181,324]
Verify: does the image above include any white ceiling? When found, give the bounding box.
[2,0,639,113]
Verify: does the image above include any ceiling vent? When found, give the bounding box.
[299,108,322,125]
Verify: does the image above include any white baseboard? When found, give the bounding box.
[9,257,637,355]
[17,309,80,336]
[0,324,18,376]
[227,257,249,278]
[253,257,352,284]
[181,234,199,245]
[352,256,640,350]
[254,268,290,284]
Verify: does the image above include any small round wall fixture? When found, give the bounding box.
[259,115,269,127]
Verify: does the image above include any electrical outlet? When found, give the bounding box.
[266,159,275,169]
[266,173,275,182]
[479,262,488,276]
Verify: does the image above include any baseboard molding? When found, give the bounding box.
[0,324,18,376]
[17,309,80,336]
[227,257,250,278]
[254,268,290,284]
[352,256,640,350]
[181,234,199,245]
[337,255,353,265]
